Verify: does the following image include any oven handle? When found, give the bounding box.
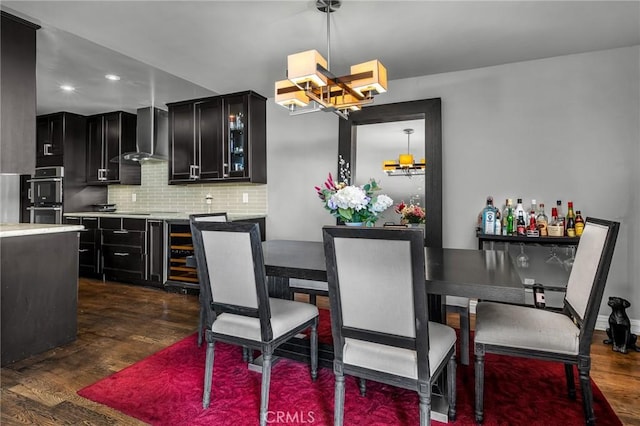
[27,178,63,183]
[27,206,63,211]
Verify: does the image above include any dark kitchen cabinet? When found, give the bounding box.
[147,220,165,285]
[35,111,107,212]
[64,216,101,277]
[86,111,140,185]
[36,113,63,166]
[101,217,146,283]
[167,90,266,184]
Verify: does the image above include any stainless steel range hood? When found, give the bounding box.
[121,107,168,162]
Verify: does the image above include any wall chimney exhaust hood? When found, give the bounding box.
[120,107,168,162]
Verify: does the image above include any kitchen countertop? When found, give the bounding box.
[0,223,84,238]
[63,211,267,221]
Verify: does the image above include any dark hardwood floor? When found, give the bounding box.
[1,278,639,425]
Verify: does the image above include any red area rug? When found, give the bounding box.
[78,310,621,425]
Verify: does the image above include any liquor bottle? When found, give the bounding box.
[506,206,515,236]
[556,200,565,231]
[530,199,538,217]
[501,198,512,236]
[482,196,497,235]
[516,211,526,236]
[536,203,548,236]
[566,201,576,237]
[514,198,526,226]
[575,210,585,236]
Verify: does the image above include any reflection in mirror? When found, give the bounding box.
[353,119,425,225]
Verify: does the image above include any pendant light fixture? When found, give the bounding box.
[275,0,388,119]
[383,128,426,176]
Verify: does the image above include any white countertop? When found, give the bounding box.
[0,223,84,238]
[63,211,266,221]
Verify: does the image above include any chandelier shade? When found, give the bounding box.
[350,60,388,97]
[287,49,329,88]
[275,79,310,108]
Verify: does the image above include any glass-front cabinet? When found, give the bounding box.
[225,96,247,179]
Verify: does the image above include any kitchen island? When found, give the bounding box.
[0,223,83,366]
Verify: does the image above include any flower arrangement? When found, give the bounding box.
[315,173,393,226]
[395,201,426,224]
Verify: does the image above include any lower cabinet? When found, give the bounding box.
[64,216,166,287]
[101,217,147,283]
[64,216,101,277]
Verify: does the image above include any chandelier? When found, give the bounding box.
[274,0,387,119]
[383,128,426,176]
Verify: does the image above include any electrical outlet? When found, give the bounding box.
[131,193,137,202]
[205,194,213,204]
[242,193,249,203]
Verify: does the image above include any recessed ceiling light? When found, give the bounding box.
[105,74,121,81]
[60,84,75,92]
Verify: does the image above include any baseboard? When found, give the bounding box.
[468,300,640,334]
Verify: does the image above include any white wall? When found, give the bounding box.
[267,46,640,321]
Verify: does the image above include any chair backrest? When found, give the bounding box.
[190,212,228,222]
[563,217,619,351]
[190,220,274,341]
[322,226,430,373]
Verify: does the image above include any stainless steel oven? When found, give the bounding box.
[28,166,64,205]
[28,205,64,224]
[28,166,64,224]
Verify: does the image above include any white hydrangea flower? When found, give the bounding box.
[330,186,369,211]
[371,194,394,212]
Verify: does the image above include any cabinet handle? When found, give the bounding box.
[113,230,129,234]
[27,188,31,201]
[113,252,129,256]
[44,143,53,156]
[83,217,98,221]
[189,164,200,180]
[78,249,89,253]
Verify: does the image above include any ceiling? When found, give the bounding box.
[3,1,639,116]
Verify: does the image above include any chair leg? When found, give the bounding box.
[447,355,457,421]
[197,302,205,347]
[418,392,430,426]
[334,372,345,426]
[310,320,318,381]
[259,350,273,426]
[578,358,596,426]
[309,294,317,305]
[564,363,576,400]
[358,378,366,396]
[202,342,215,408]
[459,308,470,366]
[474,344,485,423]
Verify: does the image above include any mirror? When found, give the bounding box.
[338,98,442,247]
[353,119,425,225]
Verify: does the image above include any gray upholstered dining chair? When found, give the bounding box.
[323,225,457,426]
[190,220,319,426]
[189,212,228,347]
[474,217,619,425]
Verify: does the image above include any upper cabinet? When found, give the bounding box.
[86,111,140,185]
[167,90,266,184]
[36,112,86,168]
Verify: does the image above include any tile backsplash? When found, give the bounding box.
[108,162,267,214]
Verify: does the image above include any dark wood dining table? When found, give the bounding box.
[262,240,525,307]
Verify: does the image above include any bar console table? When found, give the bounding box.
[476,231,580,308]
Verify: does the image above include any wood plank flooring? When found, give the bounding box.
[1,278,638,425]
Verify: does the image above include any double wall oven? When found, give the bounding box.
[28,166,64,224]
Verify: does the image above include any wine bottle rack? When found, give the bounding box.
[168,222,198,288]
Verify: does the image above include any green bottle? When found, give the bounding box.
[506,207,514,235]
